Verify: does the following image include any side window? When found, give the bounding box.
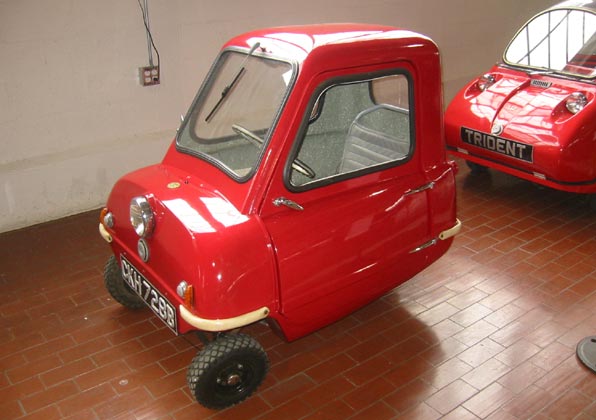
[289,73,412,188]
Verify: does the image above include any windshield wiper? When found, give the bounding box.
[528,69,556,76]
[205,42,261,122]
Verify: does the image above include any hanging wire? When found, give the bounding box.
[142,0,153,66]
[137,0,160,69]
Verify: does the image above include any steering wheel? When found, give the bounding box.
[292,158,316,179]
[231,124,315,179]
[232,124,263,148]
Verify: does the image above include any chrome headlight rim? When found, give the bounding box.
[565,91,588,114]
[130,196,155,238]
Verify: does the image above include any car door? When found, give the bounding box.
[260,69,435,338]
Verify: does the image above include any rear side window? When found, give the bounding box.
[288,73,413,189]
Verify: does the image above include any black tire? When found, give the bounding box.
[187,333,269,409]
[103,255,145,309]
[466,160,488,174]
[590,194,596,211]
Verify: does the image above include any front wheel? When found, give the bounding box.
[466,160,488,174]
[187,333,269,409]
[589,194,596,211]
[103,256,145,309]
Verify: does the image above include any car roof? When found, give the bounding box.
[221,24,437,66]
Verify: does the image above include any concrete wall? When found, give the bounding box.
[0,0,558,232]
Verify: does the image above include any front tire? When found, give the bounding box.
[466,160,488,174]
[103,256,145,309]
[187,334,269,409]
[589,194,596,211]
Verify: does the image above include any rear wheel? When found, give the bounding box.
[187,333,268,409]
[103,255,145,309]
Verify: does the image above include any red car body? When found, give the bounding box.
[445,1,596,198]
[99,23,460,408]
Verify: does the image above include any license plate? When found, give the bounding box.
[120,256,178,333]
[460,127,533,162]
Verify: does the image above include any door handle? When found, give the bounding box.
[405,181,435,196]
[273,197,304,211]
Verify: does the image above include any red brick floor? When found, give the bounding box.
[1,159,595,419]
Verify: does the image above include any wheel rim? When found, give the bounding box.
[213,359,255,398]
[187,333,269,409]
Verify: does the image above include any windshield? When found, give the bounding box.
[177,48,294,179]
[504,7,596,77]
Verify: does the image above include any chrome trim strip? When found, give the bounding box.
[409,238,437,253]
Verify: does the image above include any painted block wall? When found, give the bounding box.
[0,0,558,232]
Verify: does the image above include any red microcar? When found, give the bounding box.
[99,24,460,409]
[445,0,596,208]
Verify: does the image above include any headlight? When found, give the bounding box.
[565,92,588,114]
[130,196,155,237]
[476,73,496,91]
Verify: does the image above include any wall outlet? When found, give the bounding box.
[139,66,160,86]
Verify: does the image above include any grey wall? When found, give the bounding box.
[0,0,559,232]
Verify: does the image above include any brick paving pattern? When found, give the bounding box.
[1,158,595,419]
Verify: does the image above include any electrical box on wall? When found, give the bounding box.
[139,66,160,86]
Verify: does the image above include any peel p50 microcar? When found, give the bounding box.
[99,24,460,409]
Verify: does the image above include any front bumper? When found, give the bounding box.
[179,305,270,332]
[99,222,112,243]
